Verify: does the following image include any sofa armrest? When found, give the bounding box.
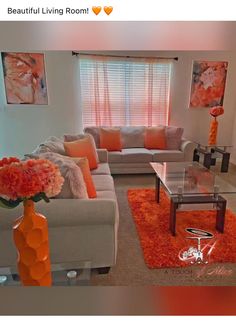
[180,139,197,161]
[97,149,108,163]
[0,198,118,230]
[44,198,118,227]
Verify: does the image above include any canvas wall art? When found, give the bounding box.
[1,52,48,104]
[189,61,228,108]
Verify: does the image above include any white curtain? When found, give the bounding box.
[79,54,172,127]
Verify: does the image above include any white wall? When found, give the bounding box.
[1,50,236,161]
[169,51,236,145]
[231,116,236,164]
[0,51,83,158]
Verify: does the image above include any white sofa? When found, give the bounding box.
[85,126,196,174]
[0,149,119,274]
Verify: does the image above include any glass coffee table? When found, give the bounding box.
[150,162,236,236]
[0,260,92,286]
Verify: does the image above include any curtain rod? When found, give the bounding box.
[72,51,178,61]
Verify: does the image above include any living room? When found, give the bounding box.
[0,48,236,287]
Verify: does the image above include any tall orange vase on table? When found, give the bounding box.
[208,118,218,145]
[208,106,224,146]
[0,157,64,286]
[13,199,52,286]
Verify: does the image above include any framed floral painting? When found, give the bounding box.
[1,52,48,104]
[189,61,228,108]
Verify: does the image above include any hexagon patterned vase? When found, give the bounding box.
[13,199,52,286]
[208,118,218,145]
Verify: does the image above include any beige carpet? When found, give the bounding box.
[90,164,236,286]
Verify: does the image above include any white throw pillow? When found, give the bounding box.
[39,152,88,199]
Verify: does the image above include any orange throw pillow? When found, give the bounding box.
[144,126,167,149]
[64,135,98,170]
[73,157,97,198]
[100,128,122,151]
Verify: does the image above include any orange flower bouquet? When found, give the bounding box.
[0,157,64,286]
[0,157,64,208]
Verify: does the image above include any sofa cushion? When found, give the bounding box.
[90,163,111,175]
[144,126,167,149]
[31,136,66,156]
[64,133,98,161]
[108,151,123,163]
[151,150,184,162]
[165,126,184,150]
[96,149,108,163]
[121,148,153,163]
[109,148,153,163]
[75,157,97,198]
[64,134,99,170]
[38,152,88,199]
[120,126,145,148]
[84,127,101,148]
[92,175,115,191]
[100,127,122,151]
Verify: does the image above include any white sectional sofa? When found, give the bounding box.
[85,126,196,174]
[0,125,195,275]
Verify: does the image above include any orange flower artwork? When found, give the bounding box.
[1,52,48,104]
[189,61,228,108]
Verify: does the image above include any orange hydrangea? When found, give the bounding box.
[0,157,20,167]
[0,157,64,201]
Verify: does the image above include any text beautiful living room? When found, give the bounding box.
[0,51,236,286]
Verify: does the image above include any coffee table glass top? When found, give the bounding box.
[150,162,236,196]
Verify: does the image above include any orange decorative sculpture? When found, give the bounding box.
[0,157,64,286]
[208,106,224,145]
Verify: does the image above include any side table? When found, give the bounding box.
[193,143,232,172]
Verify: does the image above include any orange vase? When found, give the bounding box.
[208,118,218,145]
[13,200,52,286]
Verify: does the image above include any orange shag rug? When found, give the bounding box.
[127,188,236,268]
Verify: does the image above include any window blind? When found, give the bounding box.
[79,55,172,127]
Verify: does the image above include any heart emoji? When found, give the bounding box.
[104,6,113,15]
[92,6,102,15]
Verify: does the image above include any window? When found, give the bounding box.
[79,54,172,127]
